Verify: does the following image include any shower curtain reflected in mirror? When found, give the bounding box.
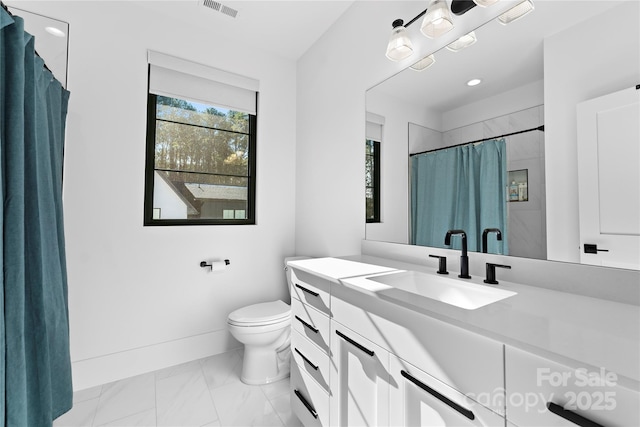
[411,139,509,254]
[1,6,72,426]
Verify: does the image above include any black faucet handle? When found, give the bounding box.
[484,263,511,285]
[429,254,449,275]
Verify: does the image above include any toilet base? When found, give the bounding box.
[239,333,291,385]
[240,366,290,385]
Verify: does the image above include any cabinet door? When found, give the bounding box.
[505,345,640,427]
[330,322,390,427]
[389,355,506,427]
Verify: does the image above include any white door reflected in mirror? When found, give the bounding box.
[577,86,640,270]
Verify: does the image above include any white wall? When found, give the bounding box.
[15,1,297,390]
[544,1,640,263]
[442,80,544,132]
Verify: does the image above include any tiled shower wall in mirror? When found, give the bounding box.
[442,106,547,260]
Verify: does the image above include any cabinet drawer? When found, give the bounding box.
[291,362,329,427]
[331,291,504,414]
[390,355,505,426]
[290,268,331,316]
[505,345,640,426]
[330,322,390,427]
[292,330,330,392]
[292,298,330,354]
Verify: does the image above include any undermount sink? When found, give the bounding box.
[367,270,517,310]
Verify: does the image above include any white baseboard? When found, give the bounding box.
[71,329,241,391]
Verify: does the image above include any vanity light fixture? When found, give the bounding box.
[385,19,414,61]
[386,0,528,62]
[446,31,477,52]
[467,78,482,86]
[45,26,65,37]
[421,0,454,39]
[410,54,436,71]
[497,0,535,25]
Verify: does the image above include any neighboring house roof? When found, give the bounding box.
[154,171,199,215]
[185,183,247,201]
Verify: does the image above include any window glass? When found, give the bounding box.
[144,94,256,225]
[366,139,380,223]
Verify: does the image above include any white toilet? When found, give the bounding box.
[227,256,307,385]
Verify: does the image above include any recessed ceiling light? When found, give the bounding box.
[467,78,482,86]
[45,26,66,38]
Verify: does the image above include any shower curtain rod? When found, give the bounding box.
[1,1,53,73]
[410,125,545,157]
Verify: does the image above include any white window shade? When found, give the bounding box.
[366,112,385,141]
[148,50,258,115]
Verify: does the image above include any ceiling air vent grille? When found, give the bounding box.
[221,5,238,18]
[200,0,238,18]
[202,0,221,11]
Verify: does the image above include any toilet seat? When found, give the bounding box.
[228,300,291,327]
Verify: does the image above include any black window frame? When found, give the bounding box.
[366,139,381,223]
[143,92,257,226]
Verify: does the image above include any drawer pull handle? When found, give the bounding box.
[295,283,319,297]
[294,348,319,370]
[547,402,603,427]
[336,330,375,357]
[294,389,318,419]
[401,370,475,421]
[295,315,319,333]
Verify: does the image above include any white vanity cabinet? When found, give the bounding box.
[289,268,332,425]
[505,346,640,427]
[329,286,507,427]
[330,286,506,416]
[389,355,506,426]
[329,322,391,427]
[288,258,639,427]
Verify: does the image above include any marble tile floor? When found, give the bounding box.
[54,348,301,427]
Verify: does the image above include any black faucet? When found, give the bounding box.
[444,230,471,279]
[482,228,502,253]
[484,263,511,285]
[429,254,449,275]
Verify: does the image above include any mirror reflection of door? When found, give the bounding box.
[577,86,640,270]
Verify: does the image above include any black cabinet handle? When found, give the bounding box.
[295,283,319,297]
[401,370,475,421]
[295,315,319,333]
[295,348,319,370]
[294,389,318,419]
[547,402,604,427]
[336,330,374,357]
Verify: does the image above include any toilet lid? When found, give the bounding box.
[228,300,291,326]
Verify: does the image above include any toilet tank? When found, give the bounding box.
[284,256,310,297]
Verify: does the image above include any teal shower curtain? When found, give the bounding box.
[411,139,508,254]
[1,7,72,426]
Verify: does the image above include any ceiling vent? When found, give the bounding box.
[200,0,238,18]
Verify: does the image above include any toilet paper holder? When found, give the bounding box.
[200,259,230,271]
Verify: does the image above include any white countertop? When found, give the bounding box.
[288,256,640,389]
[287,257,395,282]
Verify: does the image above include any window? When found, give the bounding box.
[366,113,384,223]
[366,139,380,223]
[144,51,258,225]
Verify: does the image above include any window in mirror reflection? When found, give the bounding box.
[366,139,380,223]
